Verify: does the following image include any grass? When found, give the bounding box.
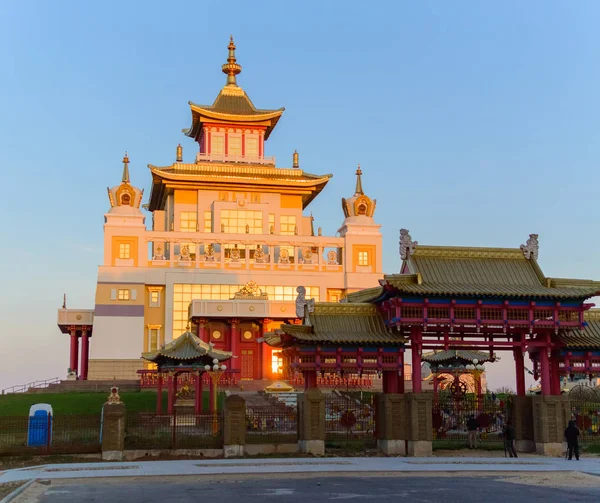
[433,440,504,451]
[582,443,600,454]
[0,391,223,416]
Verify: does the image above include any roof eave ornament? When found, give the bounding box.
[295,286,315,322]
[520,233,539,261]
[399,229,418,261]
[222,35,242,87]
[122,152,130,184]
[355,164,364,195]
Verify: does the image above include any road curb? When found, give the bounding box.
[0,478,36,503]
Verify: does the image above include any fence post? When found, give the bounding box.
[532,395,571,456]
[298,388,325,455]
[223,395,246,458]
[512,395,535,452]
[376,393,406,455]
[101,387,126,461]
[404,393,433,457]
[45,413,52,455]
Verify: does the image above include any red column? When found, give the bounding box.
[539,349,551,396]
[194,372,203,414]
[69,328,79,374]
[514,349,526,396]
[550,355,561,396]
[382,371,399,394]
[304,370,318,390]
[229,319,240,372]
[156,372,163,414]
[198,318,209,343]
[411,327,422,394]
[398,353,405,393]
[209,376,215,413]
[80,328,89,380]
[167,374,175,414]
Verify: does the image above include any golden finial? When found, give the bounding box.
[222,35,242,86]
[293,150,299,168]
[122,152,130,183]
[355,164,363,195]
[186,321,191,332]
[176,143,183,162]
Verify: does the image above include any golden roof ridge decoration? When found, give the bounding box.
[311,302,379,315]
[412,246,526,260]
[149,162,326,178]
[233,281,268,300]
[222,35,242,87]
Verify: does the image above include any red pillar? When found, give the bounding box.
[398,353,405,393]
[514,349,526,396]
[229,319,240,372]
[198,318,209,343]
[539,349,551,396]
[69,328,79,374]
[194,372,203,414]
[80,328,89,380]
[304,370,318,390]
[167,374,175,414]
[550,355,561,396]
[382,371,399,394]
[209,376,216,413]
[156,372,163,414]
[411,327,422,393]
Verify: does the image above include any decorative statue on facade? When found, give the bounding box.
[230,245,241,262]
[399,229,418,260]
[279,248,290,264]
[301,247,313,264]
[153,245,165,261]
[520,233,539,260]
[296,286,315,319]
[326,249,338,265]
[204,244,215,261]
[255,245,266,263]
[179,245,191,261]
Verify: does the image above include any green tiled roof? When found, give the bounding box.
[345,287,385,304]
[557,311,600,349]
[142,331,232,363]
[274,303,406,346]
[422,349,495,365]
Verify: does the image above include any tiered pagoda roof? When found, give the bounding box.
[265,303,405,348]
[346,235,600,302]
[422,350,495,370]
[142,330,232,368]
[557,310,600,349]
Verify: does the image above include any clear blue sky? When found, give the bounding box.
[1,1,599,391]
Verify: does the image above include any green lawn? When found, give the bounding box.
[0,391,223,416]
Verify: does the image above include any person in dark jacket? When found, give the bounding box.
[466,415,478,449]
[503,420,518,458]
[564,420,580,460]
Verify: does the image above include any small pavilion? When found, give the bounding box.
[422,349,495,402]
[142,329,233,415]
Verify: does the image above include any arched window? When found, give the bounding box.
[121,193,131,206]
[357,202,367,215]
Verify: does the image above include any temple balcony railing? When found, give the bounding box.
[137,369,240,388]
[195,152,275,165]
[144,231,344,273]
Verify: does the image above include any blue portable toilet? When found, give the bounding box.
[27,404,53,447]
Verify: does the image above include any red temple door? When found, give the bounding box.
[241,349,254,379]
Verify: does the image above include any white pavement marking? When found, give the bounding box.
[258,488,296,496]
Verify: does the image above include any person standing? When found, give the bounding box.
[466,415,478,449]
[503,420,518,458]
[564,420,580,461]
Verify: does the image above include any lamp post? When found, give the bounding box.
[466,360,486,410]
[205,359,227,434]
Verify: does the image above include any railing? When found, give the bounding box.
[138,370,240,389]
[571,400,600,444]
[0,414,101,455]
[2,377,61,395]
[325,392,376,450]
[195,152,275,165]
[246,405,298,444]
[289,375,376,389]
[125,411,223,449]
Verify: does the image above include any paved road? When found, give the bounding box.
[23,474,600,502]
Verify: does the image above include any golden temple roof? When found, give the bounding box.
[557,310,600,349]
[267,303,406,347]
[422,349,495,365]
[184,37,284,140]
[147,163,332,211]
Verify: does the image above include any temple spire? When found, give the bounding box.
[355,164,363,195]
[122,152,130,183]
[222,35,242,86]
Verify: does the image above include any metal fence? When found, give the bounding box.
[571,400,600,444]
[324,392,376,450]
[0,415,101,455]
[246,406,298,444]
[432,395,512,448]
[124,412,223,450]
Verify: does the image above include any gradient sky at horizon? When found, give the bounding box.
[1,1,599,391]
